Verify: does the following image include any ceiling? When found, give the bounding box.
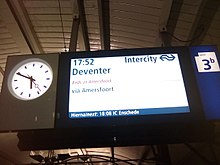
[0,0,220,164]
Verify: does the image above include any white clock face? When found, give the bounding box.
[8,58,53,100]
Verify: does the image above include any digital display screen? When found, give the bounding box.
[68,53,190,118]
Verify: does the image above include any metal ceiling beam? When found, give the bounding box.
[7,0,44,54]
[188,0,220,46]
[70,0,83,52]
[98,0,110,50]
[69,17,80,52]
[77,0,90,51]
[110,147,115,164]
[160,0,184,47]
[159,0,173,32]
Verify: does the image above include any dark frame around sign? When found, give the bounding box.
[55,46,205,130]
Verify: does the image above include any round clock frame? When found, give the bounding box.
[7,58,53,100]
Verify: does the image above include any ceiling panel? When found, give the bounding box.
[23,0,71,8]
[110,0,162,49]
[112,0,163,9]
[171,0,202,46]
[0,20,21,90]
[202,5,220,50]
[31,20,72,27]
[26,7,72,15]
[23,0,73,53]
[111,2,161,16]
[0,21,21,57]
[29,14,73,21]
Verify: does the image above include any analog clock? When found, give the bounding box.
[7,58,53,100]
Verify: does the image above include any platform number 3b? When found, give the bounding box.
[195,52,220,72]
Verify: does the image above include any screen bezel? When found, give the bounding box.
[55,47,205,129]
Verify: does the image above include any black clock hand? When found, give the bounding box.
[29,75,41,91]
[17,72,36,89]
[27,75,40,90]
[30,76,34,89]
[16,72,36,81]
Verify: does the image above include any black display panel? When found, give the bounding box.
[56,47,205,129]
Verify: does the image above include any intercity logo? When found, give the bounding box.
[160,54,175,61]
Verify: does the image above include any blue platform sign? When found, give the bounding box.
[190,45,220,120]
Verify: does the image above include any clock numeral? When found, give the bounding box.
[43,85,47,88]
[45,70,48,73]
[33,63,35,67]
[20,92,23,95]
[14,79,18,81]
[46,78,50,80]
[37,91,40,94]
[15,87,18,90]
[24,66,27,69]
[40,65,43,68]
[29,94,31,97]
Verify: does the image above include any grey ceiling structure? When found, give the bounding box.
[1,0,220,164]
